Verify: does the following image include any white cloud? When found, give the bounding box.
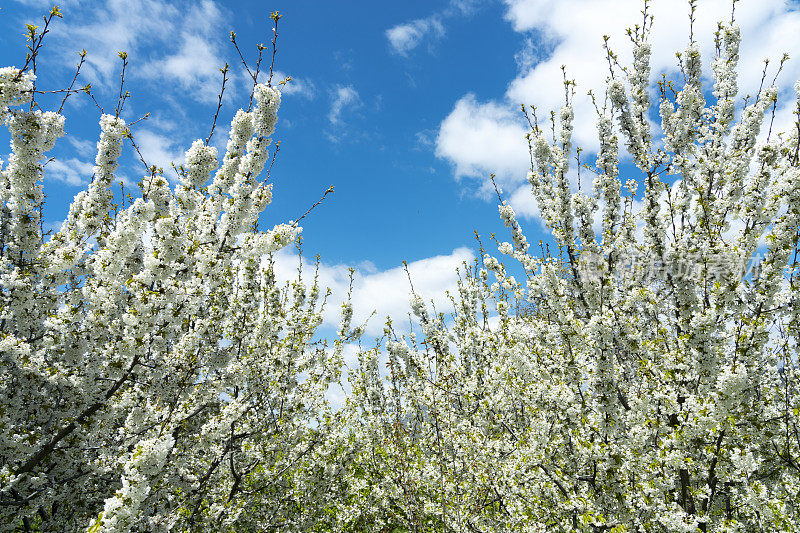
[180,0,224,36]
[435,94,529,189]
[508,183,539,220]
[386,16,445,56]
[53,0,179,84]
[328,85,360,125]
[513,36,546,73]
[386,0,485,56]
[144,34,224,102]
[44,158,95,187]
[449,0,483,16]
[272,247,475,337]
[503,0,547,32]
[52,0,231,104]
[435,0,800,226]
[139,0,228,103]
[134,128,185,179]
[66,136,95,158]
[281,78,315,99]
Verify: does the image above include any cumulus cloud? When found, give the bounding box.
[134,128,185,179]
[386,17,445,56]
[435,0,800,225]
[52,0,230,103]
[435,94,529,189]
[139,0,228,103]
[272,247,475,336]
[52,0,180,84]
[508,183,539,220]
[328,85,361,125]
[144,34,223,101]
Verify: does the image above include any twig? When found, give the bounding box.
[83,85,104,114]
[249,45,265,111]
[756,59,769,103]
[58,49,87,113]
[125,130,156,178]
[114,51,129,118]
[489,174,504,205]
[24,87,86,96]
[265,139,280,182]
[251,140,280,232]
[230,31,254,82]
[267,11,281,87]
[25,7,63,110]
[206,63,229,145]
[403,261,417,298]
[231,32,255,91]
[292,185,334,227]
[14,6,61,98]
[127,112,150,127]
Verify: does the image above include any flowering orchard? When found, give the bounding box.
[0,9,356,532]
[1,2,800,532]
[338,4,800,532]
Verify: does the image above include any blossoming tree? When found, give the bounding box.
[343,3,800,531]
[0,10,350,532]
[2,2,800,532]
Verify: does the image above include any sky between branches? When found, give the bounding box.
[2,0,800,337]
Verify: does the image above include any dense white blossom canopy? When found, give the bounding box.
[1,3,799,532]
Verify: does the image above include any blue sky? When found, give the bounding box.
[2,0,800,337]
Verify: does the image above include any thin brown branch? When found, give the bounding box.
[230,31,254,82]
[58,49,86,113]
[114,51,129,118]
[267,11,281,87]
[292,185,334,227]
[249,45,265,112]
[83,85,104,114]
[206,63,229,146]
[18,6,63,111]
